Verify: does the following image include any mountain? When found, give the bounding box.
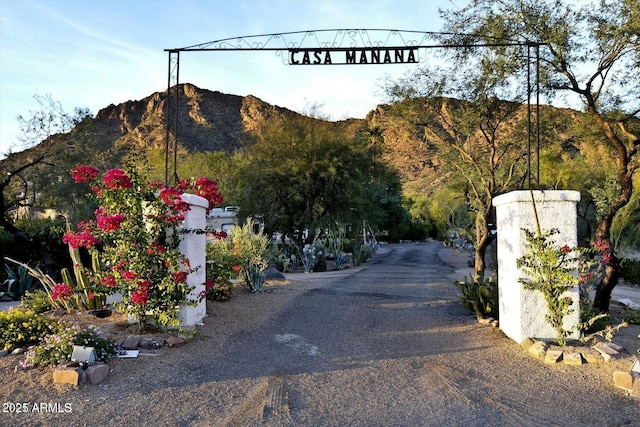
[2,83,563,199]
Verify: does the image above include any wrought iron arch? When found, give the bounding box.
[164,29,543,187]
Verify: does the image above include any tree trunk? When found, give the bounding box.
[473,209,492,279]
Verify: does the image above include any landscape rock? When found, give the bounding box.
[580,347,604,364]
[0,349,9,357]
[85,364,110,385]
[563,352,583,366]
[120,335,141,350]
[528,340,548,358]
[594,342,621,361]
[544,349,563,364]
[53,367,84,386]
[521,338,535,350]
[165,336,186,347]
[10,348,24,355]
[612,371,639,392]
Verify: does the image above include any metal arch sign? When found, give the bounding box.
[163,29,543,186]
[288,47,419,65]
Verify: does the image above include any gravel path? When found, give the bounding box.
[2,242,638,426]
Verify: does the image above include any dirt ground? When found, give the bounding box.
[1,244,639,426]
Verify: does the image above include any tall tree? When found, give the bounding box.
[386,69,531,278]
[229,115,402,244]
[439,0,639,310]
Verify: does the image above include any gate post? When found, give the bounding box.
[493,190,581,344]
[178,193,208,326]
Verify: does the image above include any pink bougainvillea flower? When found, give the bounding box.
[560,245,571,254]
[205,278,214,290]
[103,169,132,190]
[62,230,99,249]
[51,283,73,300]
[71,165,100,183]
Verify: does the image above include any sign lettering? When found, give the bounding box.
[289,48,418,65]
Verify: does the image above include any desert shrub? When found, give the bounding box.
[622,307,640,325]
[456,275,498,320]
[579,302,614,333]
[21,289,54,314]
[620,258,640,286]
[23,325,117,368]
[0,308,61,351]
[205,241,239,301]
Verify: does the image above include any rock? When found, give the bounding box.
[528,340,548,358]
[563,352,583,366]
[11,348,24,355]
[544,349,563,364]
[580,347,604,364]
[0,349,9,357]
[491,320,499,328]
[85,364,110,385]
[478,317,493,325]
[53,367,84,386]
[266,267,286,281]
[521,338,536,350]
[612,371,639,392]
[120,335,141,350]
[594,342,621,361]
[606,342,625,352]
[165,336,186,347]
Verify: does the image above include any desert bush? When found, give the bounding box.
[620,258,640,286]
[456,275,498,320]
[23,325,117,368]
[0,308,61,351]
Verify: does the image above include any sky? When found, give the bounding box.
[0,0,471,158]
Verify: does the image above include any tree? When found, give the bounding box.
[439,0,639,310]
[1,94,91,237]
[228,115,403,244]
[385,68,531,278]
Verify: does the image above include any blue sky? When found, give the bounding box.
[0,0,469,157]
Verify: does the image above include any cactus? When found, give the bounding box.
[61,221,106,310]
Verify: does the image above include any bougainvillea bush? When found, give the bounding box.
[63,159,223,329]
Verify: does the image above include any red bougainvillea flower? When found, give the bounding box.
[232,264,241,274]
[172,270,188,284]
[96,209,125,233]
[51,283,73,300]
[71,165,100,183]
[205,278,214,290]
[560,245,571,254]
[103,169,132,190]
[100,275,117,287]
[131,288,149,305]
[122,271,137,281]
[192,177,223,211]
[144,242,165,255]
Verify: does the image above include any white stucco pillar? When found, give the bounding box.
[178,193,208,326]
[493,190,581,344]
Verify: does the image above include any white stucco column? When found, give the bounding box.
[178,193,208,326]
[493,190,581,344]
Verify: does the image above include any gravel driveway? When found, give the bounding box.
[2,242,638,426]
